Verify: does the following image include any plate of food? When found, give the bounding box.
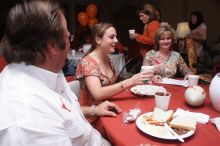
[130,85,166,96]
[136,107,196,140]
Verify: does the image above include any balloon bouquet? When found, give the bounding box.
[74,4,98,50]
[77,4,98,28]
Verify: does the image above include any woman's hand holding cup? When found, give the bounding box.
[130,71,154,85]
[140,65,155,84]
[128,29,136,39]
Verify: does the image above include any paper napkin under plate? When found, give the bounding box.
[210,117,220,132]
[159,78,189,87]
[173,108,210,124]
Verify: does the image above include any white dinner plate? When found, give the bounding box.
[136,112,195,140]
[130,85,166,96]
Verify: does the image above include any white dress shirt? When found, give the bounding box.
[0,63,104,146]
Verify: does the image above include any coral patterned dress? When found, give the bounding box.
[75,55,117,106]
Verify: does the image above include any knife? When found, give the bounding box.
[164,123,184,142]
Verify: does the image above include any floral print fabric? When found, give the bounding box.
[144,50,191,78]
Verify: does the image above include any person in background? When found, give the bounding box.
[129,3,160,59]
[143,23,192,81]
[143,3,161,22]
[75,22,154,122]
[187,11,207,61]
[0,0,120,145]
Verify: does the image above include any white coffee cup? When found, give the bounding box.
[71,50,75,56]
[141,66,154,73]
[128,29,135,35]
[140,66,154,82]
[128,29,135,39]
[188,75,200,86]
[155,92,171,111]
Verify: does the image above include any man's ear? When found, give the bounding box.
[46,40,57,56]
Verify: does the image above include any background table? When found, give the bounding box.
[108,53,125,75]
[94,83,220,146]
[66,52,125,75]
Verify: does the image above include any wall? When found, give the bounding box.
[1,0,219,42]
[63,0,159,33]
[63,0,220,43]
[188,0,220,42]
[159,0,220,42]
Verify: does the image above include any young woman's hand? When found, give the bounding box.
[129,72,154,85]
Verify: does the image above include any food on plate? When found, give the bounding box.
[152,107,173,122]
[142,107,173,126]
[141,107,196,135]
[137,108,196,139]
[172,127,190,135]
[169,116,197,131]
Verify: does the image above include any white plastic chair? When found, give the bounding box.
[68,80,80,99]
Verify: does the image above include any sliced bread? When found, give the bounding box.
[152,107,173,122]
[169,116,197,131]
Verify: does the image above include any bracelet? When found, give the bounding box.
[90,105,96,116]
[120,82,125,90]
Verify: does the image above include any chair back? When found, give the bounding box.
[115,58,142,82]
[68,80,80,99]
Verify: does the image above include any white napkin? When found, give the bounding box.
[173,108,210,124]
[210,117,220,132]
[123,108,141,123]
[159,78,189,87]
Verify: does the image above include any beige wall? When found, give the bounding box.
[64,0,220,43]
[159,0,220,42]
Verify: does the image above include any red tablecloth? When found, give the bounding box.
[94,83,220,146]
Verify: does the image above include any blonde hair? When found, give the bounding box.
[84,22,114,56]
[154,23,177,51]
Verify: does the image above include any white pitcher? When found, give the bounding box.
[209,73,220,112]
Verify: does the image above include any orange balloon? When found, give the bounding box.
[88,17,98,28]
[86,4,98,18]
[77,12,88,26]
